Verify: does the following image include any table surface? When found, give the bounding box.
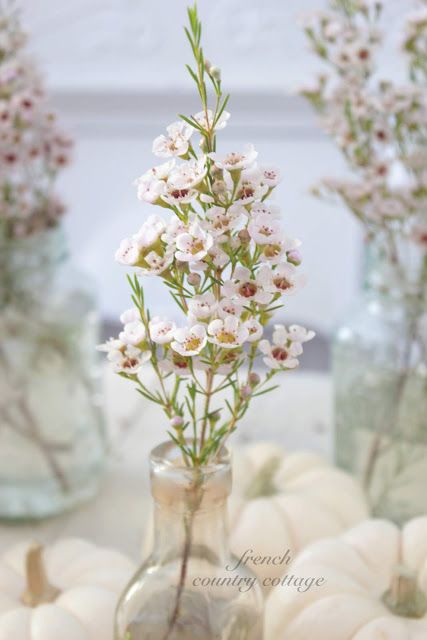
[0,368,333,559]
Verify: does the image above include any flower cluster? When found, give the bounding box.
[0,4,72,240]
[300,0,427,290]
[99,4,314,465]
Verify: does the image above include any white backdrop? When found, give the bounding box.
[20,0,410,334]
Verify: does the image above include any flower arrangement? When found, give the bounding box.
[299,0,427,270]
[0,2,72,241]
[99,3,314,467]
[299,0,427,511]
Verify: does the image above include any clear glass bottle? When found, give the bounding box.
[333,233,427,524]
[115,441,264,640]
[0,227,106,519]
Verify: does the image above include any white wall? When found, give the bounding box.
[19,0,410,334]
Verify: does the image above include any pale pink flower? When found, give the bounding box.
[134,215,166,248]
[208,316,249,348]
[152,121,193,158]
[115,238,140,266]
[205,204,246,236]
[120,308,140,324]
[171,324,207,356]
[159,353,207,376]
[209,144,258,172]
[161,186,198,206]
[235,168,269,205]
[283,324,316,344]
[260,236,301,266]
[162,216,188,245]
[260,166,281,188]
[97,339,150,374]
[168,158,207,189]
[139,249,174,276]
[223,265,274,305]
[119,321,146,346]
[217,298,243,319]
[188,292,217,320]
[208,245,229,268]
[192,109,230,131]
[175,222,214,262]
[149,317,176,344]
[244,318,264,342]
[135,177,166,204]
[134,160,174,203]
[138,159,175,181]
[248,213,282,245]
[258,332,302,370]
[271,263,303,295]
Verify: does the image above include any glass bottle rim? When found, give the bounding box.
[150,440,231,473]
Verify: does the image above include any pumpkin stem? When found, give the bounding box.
[244,456,281,500]
[21,544,60,607]
[382,564,427,619]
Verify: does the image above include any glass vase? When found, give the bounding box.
[0,227,106,519]
[333,232,427,523]
[115,441,264,640]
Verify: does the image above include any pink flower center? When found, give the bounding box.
[239,282,257,298]
[173,355,190,369]
[274,276,292,291]
[258,225,274,237]
[225,152,243,166]
[123,357,139,369]
[264,170,277,180]
[358,48,370,61]
[170,188,190,200]
[238,185,255,200]
[272,347,288,362]
[222,304,237,315]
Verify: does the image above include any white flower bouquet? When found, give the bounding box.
[99,3,314,466]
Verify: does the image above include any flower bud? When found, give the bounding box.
[209,410,221,423]
[248,372,260,387]
[170,416,184,429]
[212,179,226,194]
[240,384,252,399]
[287,249,302,266]
[238,229,251,244]
[210,66,221,81]
[188,272,201,287]
[230,237,241,250]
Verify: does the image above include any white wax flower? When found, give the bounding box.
[171,325,207,356]
[208,316,249,349]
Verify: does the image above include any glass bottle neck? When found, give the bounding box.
[362,233,427,304]
[149,441,232,567]
[151,496,230,566]
[0,226,68,307]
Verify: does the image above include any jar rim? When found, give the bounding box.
[150,440,231,473]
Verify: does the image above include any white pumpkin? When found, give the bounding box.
[266,517,427,640]
[229,442,369,589]
[0,538,135,640]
